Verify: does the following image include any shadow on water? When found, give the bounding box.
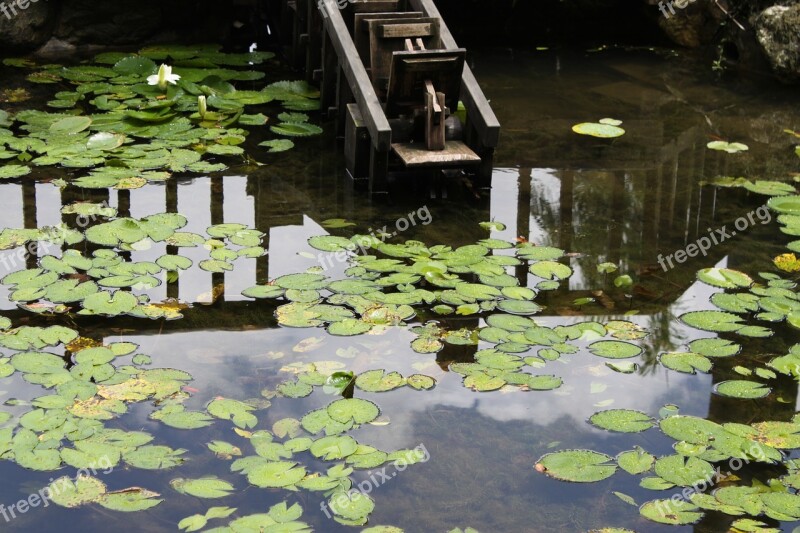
[0,46,799,531]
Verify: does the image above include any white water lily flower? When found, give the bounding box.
[147,64,181,90]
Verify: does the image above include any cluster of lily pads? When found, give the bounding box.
[0,44,323,184]
[0,211,268,318]
[537,408,800,529]
[0,316,435,528]
[535,145,800,531]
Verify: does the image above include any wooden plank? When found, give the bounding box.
[368,17,440,83]
[354,12,423,67]
[392,141,481,167]
[379,22,432,38]
[320,0,392,151]
[344,0,401,32]
[408,0,500,148]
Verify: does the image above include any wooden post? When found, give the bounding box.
[370,146,390,196]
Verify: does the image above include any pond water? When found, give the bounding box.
[0,44,799,533]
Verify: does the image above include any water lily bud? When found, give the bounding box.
[198,95,207,119]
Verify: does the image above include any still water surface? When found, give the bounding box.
[0,46,798,532]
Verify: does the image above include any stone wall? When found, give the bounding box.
[0,0,261,55]
[1,0,799,81]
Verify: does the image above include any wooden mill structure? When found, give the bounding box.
[278,0,500,195]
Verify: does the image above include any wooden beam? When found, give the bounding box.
[320,0,392,151]
[407,0,500,148]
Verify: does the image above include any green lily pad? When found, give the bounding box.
[529,261,572,280]
[696,268,753,289]
[572,122,625,138]
[616,448,655,475]
[0,165,31,179]
[588,340,642,359]
[48,476,107,507]
[654,454,714,487]
[589,409,655,433]
[327,398,379,424]
[309,235,356,252]
[259,139,295,152]
[640,499,703,525]
[680,311,744,332]
[98,488,163,512]
[688,338,741,358]
[658,352,712,374]
[310,435,358,460]
[714,380,771,399]
[535,449,616,482]
[206,398,257,429]
[170,477,235,498]
[50,116,92,134]
[355,369,405,392]
[768,195,800,215]
[270,122,322,137]
[246,461,307,488]
[707,141,748,153]
[743,180,795,196]
[328,491,375,525]
[406,374,436,390]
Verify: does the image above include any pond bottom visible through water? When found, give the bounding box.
[0,45,798,533]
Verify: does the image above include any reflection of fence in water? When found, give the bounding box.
[0,173,345,313]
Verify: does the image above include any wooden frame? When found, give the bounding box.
[353,11,423,68]
[385,48,465,117]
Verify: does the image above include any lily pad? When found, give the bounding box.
[589,409,655,433]
[714,380,771,399]
[640,499,703,525]
[707,141,748,153]
[170,477,235,499]
[535,449,616,482]
[327,398,379,424]
[572,122,625,138]
[696,268,753,289]
[588,340,642,359]
[680,311,744,332]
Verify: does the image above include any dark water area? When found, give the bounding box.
[0,45,798,532]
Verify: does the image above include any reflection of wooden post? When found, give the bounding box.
[166,179,179,300]
[249,175,269,283]
[608,171,624,264]
[515,168,531,284]
[117,190,130,218]
[22,181,37,269]
[643,168,659,260]
[559,170,574,254]
[210,176,225,300]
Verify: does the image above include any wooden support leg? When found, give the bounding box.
[306,0,323,83]
[336,66,354,139]
[320,30,338,118]
[369,146,390,197]
[475,147,494,189]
